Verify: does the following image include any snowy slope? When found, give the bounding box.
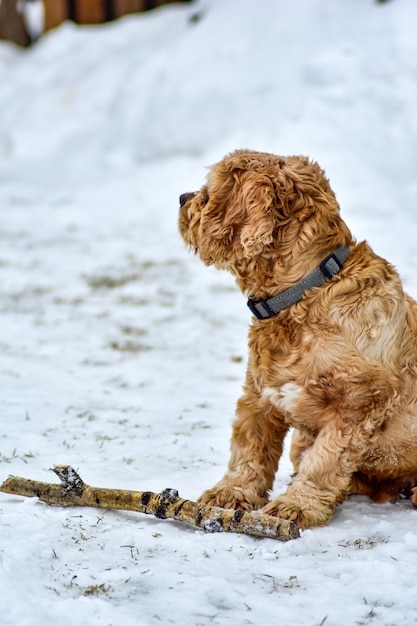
[1,1,417,624]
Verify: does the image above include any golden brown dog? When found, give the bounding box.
[178,149,417,528]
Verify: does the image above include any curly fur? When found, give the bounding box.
[178,149,417,528]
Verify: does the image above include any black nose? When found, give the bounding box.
[179,192,194,207]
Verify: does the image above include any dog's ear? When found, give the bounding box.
[238,174,278,257]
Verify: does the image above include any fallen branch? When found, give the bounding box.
[0,465,299,541]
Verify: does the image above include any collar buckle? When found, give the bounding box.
[319,251,344,279]
[247,298,272,320]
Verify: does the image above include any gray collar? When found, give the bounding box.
[247,246,350,320]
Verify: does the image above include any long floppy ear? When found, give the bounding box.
[239,175,278,257]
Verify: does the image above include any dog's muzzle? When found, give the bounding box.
[179,192,195,207]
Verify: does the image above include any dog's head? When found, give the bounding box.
[179,150,349,278]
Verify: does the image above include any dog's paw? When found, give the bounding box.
[263,491,335,529]
[198,487,252,511]
[198,482,268,512]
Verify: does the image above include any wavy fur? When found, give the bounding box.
[179,149,417,528]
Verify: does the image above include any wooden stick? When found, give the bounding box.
[0,465,299,541]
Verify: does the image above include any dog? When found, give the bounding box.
[178,149,417,528]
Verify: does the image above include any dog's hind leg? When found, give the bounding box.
[289,428,315,474]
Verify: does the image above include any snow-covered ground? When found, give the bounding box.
[1,0,417,624]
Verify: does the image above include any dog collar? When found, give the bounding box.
[247,246,350,320]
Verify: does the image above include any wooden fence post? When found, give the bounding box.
[0,0,31,46]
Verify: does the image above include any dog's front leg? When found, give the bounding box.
[198,387,289,511]
[264,362,396,528]
[264,423,357,528]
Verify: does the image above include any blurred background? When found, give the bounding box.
[0,0,191,46]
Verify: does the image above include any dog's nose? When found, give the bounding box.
[179,192,194,207]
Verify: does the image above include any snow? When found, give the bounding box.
[17,0,45,42]
[1,0,417,624]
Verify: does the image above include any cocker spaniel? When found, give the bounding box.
[178,149,417,528]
